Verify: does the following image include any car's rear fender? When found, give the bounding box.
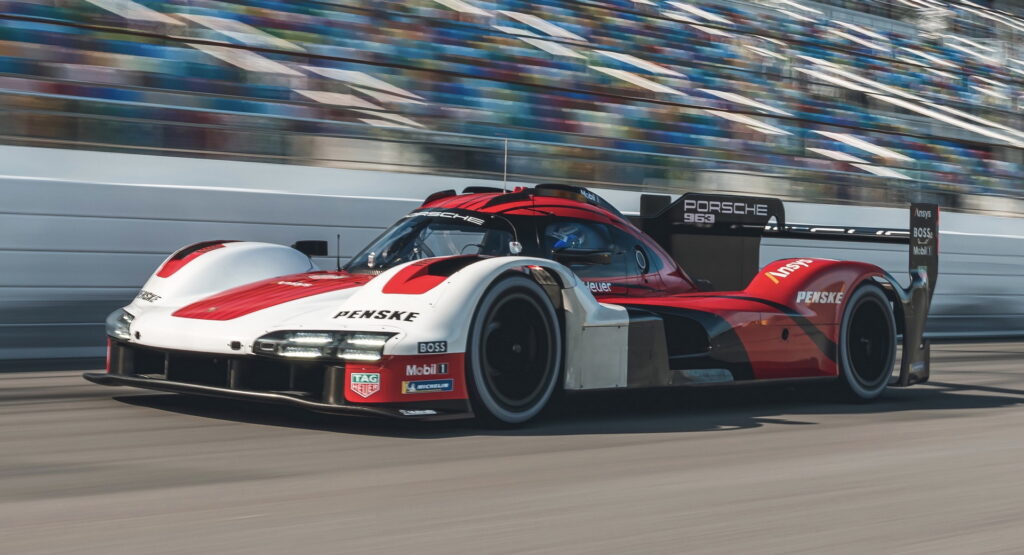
[744,258,888,326]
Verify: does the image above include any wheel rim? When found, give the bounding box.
[480,291,554,411]
[847,296,892,388]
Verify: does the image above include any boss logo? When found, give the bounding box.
[417,341,447,354]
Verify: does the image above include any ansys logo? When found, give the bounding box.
[764,259,815,284]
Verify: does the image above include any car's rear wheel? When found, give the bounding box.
[466,274,561,425]
[838,283,897,401]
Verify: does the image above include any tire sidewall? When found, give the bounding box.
[466,274,562,425]
[839,284,897,400]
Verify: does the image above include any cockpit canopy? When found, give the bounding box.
[345,212,515,274]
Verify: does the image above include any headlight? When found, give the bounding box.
[254,331,394,361]
[105,309,134,340]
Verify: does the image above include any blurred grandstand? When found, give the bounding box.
[2,0,1024,211]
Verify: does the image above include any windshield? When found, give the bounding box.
[345,213,515,274]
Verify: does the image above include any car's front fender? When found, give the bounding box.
[333,256,631,389]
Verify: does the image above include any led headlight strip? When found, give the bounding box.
[254,331,395,362]
[105,309,135,340]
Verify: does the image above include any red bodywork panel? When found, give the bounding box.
[344,353,467,403]
[156,242,233,278]
[382,260,449,294]
[173,271,371,321]
[381,255,482,294]
[608,259,886,380]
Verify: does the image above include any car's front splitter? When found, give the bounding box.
[82,372,474,421]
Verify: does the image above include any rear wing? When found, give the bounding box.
[637,192,939,386]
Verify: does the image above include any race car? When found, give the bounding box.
[84,184,939,425]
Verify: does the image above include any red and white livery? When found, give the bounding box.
[86,185,939,424]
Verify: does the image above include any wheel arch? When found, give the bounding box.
[349,255,630,388]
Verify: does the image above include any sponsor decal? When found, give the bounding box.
[764,259,815,284]
[795,290,845,304]
[308,274,347,280]
[136,290,161,302]
[417,341,447,354]
[911,209,935,255]
[277,281,312,287]
[334,309,420,322]
[402,379,454,394]
[399,409,438,416]
[586,281,612,293]
[909,203,939,288]
[409,211,486,226]
[406,362,449,377]
[682,199,769,224]
[350,372,380,398]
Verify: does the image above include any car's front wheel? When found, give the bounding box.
[466,274,562,425]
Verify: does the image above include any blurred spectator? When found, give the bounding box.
[0,0,1021,206]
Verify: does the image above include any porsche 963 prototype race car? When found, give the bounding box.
[85,185,939,424]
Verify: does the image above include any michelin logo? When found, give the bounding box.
[401,379,454,394]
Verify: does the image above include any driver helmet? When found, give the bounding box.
[546,224,584,250]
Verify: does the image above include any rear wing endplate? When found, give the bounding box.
[637,192,939,386]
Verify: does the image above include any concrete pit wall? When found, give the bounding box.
[1,146,1021,360]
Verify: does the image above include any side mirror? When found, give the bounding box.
[694,278,714,292]
[292,240,328,257]
[554,249,613,266]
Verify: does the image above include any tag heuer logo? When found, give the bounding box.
[350,372,380,398]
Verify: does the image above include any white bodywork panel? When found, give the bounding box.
[135,242,315,305]
[560,283,630,390]
[119,245,633,391]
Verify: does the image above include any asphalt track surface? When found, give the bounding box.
[3,343,1024,554]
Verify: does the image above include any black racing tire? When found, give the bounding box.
[466,274,562,426]
[837,283,897,401]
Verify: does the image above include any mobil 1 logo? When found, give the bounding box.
[417,341,447,354]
